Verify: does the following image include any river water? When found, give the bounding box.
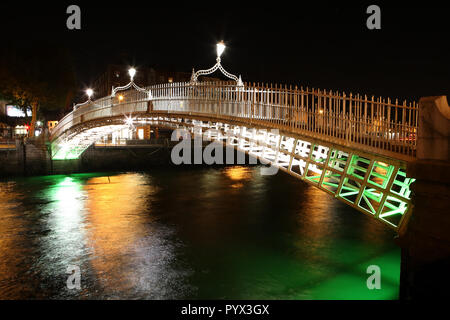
[0,166,400,299]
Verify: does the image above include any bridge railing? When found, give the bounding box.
[52,81,418,160]
[148,81,418,160]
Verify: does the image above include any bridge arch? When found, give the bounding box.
[50,81,417,231]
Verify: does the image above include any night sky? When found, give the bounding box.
[1,1,449,103]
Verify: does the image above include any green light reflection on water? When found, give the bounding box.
[220,246,400,300]
[0,169,401,300]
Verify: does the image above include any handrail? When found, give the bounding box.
[51,81,418,160]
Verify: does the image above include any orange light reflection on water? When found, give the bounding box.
[83,173,158,295]
[224,166,252,189]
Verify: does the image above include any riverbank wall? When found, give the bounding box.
[0,139,258,178]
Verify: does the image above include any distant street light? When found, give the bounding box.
[118,94,124,102]
[124,115,134,127]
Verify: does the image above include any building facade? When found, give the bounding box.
[0,100,31,138]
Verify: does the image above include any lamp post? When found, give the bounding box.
[191,41,243,86]
[73,88,94,110]
[111,67,149,99]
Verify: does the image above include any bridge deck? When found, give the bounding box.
[49,81,418,231]
[52,81,417,162]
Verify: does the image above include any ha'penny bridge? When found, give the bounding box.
[49,43,449,253]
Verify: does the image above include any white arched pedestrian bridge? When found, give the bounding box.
[50,79,417,231]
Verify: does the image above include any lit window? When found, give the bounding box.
[14,125,28,135]
[138,128,144,140]
[7,105,31,117]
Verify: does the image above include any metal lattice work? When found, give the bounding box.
[190,41,243,86]
[49,80,419,231]
[133,117,415,230]
[51,82,418,161]
[50,112,415,230]
[51,124,128,160]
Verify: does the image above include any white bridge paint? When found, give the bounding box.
[50,81,417,230]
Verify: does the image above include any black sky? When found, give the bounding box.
[1,1,449,103]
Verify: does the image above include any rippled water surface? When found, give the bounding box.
[0,166,400,299]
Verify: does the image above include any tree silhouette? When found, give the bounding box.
[0,45,76,137]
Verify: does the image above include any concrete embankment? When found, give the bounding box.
[0,139,51,177]
[0,139,258,177]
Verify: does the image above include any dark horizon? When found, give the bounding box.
[1,1,449,103]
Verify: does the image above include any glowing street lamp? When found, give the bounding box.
[190,41,243,86]
[124,114,136,129]
[216,41,226,58]
[110,67,150,99]
[118,94,124,102]
[125,117,133,127]
[86,88,93,100]
[73,88,94,110]
[129,68,136,81]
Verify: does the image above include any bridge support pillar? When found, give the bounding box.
[396,96,450,299]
